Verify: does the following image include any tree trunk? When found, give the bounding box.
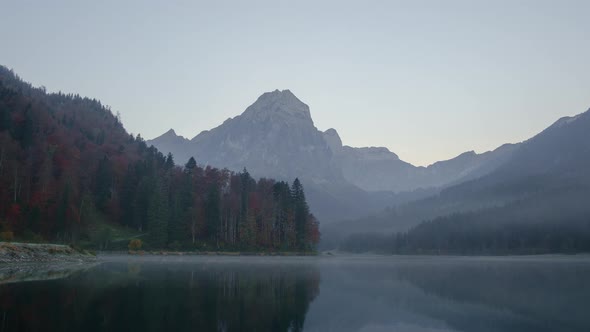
[191,220,196,244]
[13,165,18,203]
[0,147,4,176]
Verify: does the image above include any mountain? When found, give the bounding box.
[325,128,520,192]
[149,90,518,222]
[0,66,319,251]
[151,90,337,181]
[327,108,590,250]
[150,90,410,222]
[149,128,191,161]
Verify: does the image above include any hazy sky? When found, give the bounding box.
[2,1,589,166]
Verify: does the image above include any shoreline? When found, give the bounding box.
[122,250,318,257]
[0,242,96,264]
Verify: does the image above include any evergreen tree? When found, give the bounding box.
[185,157,197,171]
[291,178,310,250]
[168,176,193,245]
[0,102,10,131]
[120,163,138,228]
[12,104,34,148]
[205,185,221,245]
[147,178,169,248]
[94,156,113,212]
[165,152,174,170]
[55,181,70,237]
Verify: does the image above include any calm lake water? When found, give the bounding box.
[1,255,590,332]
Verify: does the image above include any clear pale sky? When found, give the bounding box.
[2,0,589,166]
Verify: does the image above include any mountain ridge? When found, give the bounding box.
[149,89,520,193]
[324,107,590,249]
[148,89,530,222]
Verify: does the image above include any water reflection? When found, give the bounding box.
[304,256,590,332]
[1,256,590,332]
[0,257,320,332]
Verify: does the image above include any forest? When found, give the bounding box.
[341,186,590,254]
[0,66,319,251]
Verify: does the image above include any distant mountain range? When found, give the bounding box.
[148,89,521,222]
[325,108,590,250]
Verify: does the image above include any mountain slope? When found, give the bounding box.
[327,108,590,249]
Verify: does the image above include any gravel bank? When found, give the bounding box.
[0,242,96,264]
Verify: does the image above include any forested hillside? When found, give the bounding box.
[339,109,590,254]
[342,186,590,254]
[0,66,319,251]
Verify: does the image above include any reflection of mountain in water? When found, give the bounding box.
[2,256,589,332]
[304,257,590,332]
[0,258,320,332]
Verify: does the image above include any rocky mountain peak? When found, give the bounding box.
[152,128,182,141]
[345,146,400,161]
[163,128,177,136]
[551,108,590,129]
[323,128,343,153]
[242,89,313,124]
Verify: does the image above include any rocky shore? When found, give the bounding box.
[0,242,96,264]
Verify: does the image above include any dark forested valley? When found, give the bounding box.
[0,66,319,251]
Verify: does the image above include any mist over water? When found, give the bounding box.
[1,255,589,332]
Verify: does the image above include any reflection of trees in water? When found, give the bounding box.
[393,260,590,332]
[0,261,320,332]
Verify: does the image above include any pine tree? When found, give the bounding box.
[120,164,138,228]
[0,102,10,131]
[148,178,169,248]
[12,104,34,148]
[185,157,197,172]
[240,210,257,249]
[165,152,174,170]
[55,181,70,237]
[94,156,113,212]
[291,178,309,250]
[205,185,220,245]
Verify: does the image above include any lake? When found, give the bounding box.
[1,255,589,331]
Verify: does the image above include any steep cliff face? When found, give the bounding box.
[151,90,340,183]
[188,90,339,183]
